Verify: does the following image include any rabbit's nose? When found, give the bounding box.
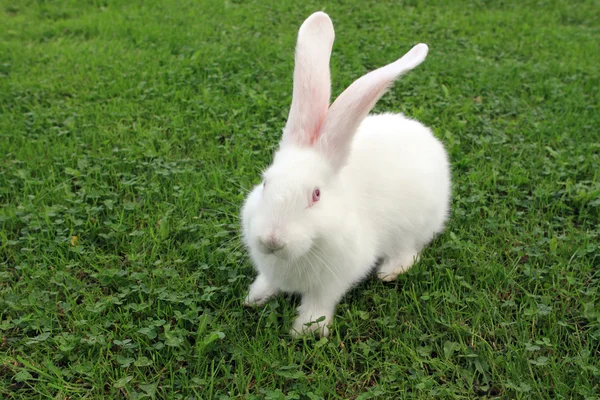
[259,233,285,253]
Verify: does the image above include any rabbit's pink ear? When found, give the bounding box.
[281,12,335,147]
[317,43,429,171]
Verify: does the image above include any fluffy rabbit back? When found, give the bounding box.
[343,113,450,271]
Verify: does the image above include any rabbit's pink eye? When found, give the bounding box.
[312,188,320,203]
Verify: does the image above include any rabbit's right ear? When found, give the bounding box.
[317,43,429,171]
[281,12,335,148]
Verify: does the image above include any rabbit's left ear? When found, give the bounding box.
[317,43,429,171]
[281,12,335,148]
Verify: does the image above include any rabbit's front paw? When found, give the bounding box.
[244,275,278,307]
[290,311,331,338]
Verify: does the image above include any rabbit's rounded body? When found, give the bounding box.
[241,12,451,337]
[244,112,449,284]
[348,113,450,260]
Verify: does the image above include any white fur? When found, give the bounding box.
[241,12,451,337]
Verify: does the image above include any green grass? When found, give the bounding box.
[1,0,599,398]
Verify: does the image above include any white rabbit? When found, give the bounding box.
[241,12,451,337]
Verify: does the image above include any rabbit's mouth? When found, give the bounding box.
[256,240,313,262]
[257,239,286,256]
[257,242,293,261]
[258,244,285,256]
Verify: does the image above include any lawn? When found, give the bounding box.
[1,0,599,398]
